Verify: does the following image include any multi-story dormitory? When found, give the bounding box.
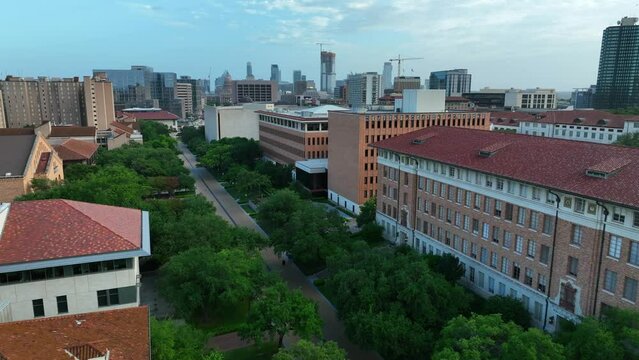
[372,127,639,332]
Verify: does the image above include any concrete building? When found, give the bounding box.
[0,129,64,202]
[232,80,279,103]
[0,90,6,128]
[270,64,281,84]
[321,51,336,93]
[595,17,639,109]
[429,69,472,97]
[446,96,475,111]
[346,72,382,110]
[572,86,597,109]
[463,88,507,108]
[382,62,393,90]
[83,73,115,130]
[373,127,639,330]
[0,306,150,359]
[491,110,639,144]
[204,103,271,142]
[393,76,421,93]
[176,82,193,118]
[177,76,208,117]
[505,88,557,111]
[0,199,150,322]
[327,110,491,214]
[396,89,446,113]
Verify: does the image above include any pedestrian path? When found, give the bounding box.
[178,142,382,360]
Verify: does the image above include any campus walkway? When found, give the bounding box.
[178,142,382,360]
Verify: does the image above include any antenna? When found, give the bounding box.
[388,55,424,78]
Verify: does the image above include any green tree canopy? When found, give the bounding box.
[240,282,322,348]
[159,247,266,320]
[151,317,221,360]
[141,121,171,141]
[614,132,639,148]
[272,340,346,360]
[424,253,466,283]
[558,317,624,360]
[480,295,531,329]
[257,189,304,232]
[356,197,377,227]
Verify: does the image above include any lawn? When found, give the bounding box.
[223,342,279,360]
[196,300,249,336]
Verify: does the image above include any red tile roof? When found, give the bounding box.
[49,126,96,138]
[490,110,639,128]
[0,306,150,360]
[54,139,99,161]
[371,127,639,209]
[110,121,134,135]
[119,110,179,120]
[0,200,142,265]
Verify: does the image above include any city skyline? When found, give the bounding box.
[0,1,634,90]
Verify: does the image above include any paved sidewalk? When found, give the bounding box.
[207,332,253,352]
[178,143,382,360]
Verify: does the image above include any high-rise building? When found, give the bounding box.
[94,66,155,110]
[393,76,421,93]
[176,82,193,117]
[177,76,208,117]
[571,86,597,109]
[0,90,5,128]
[293,70,302,84]
[270,64,281,84]
[232,80,279,103]
[83,73,115,130]
[429,69,472,97]
[346,72,382,109]
[382,62,393,90]
[594,17,639,109]
[320,51,336,93]
[246,61,254,80]
[150,72,184,119]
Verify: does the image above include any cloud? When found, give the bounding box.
[119,1,195,28]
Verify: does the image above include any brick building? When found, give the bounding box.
[327,111,490,214]
[372,127,639,331]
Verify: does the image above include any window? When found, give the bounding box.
[418,177,424,190]
[540,245,550,265]
[507,181,514,194]
[417,197,422,211]
[542,215,553,235]
[505,203,513,221]
[613,207,626,224]
[474,194,481,209]
[471,243,478,258]
[567,256,579,277]
[496,178,504,191]
[57,295,68,314]
[469,266,475,282]
[527,240,536,258]
[604,270,617,293]
[515,236,524,253]
[440,183,446,197]
[482,223,490,239]
[524,268,533,286]
[534,302,543,321]
[500,256,509,273]
[609,236,622,259]
[512,263,521,280]
[623,277,638,302]
[490,252,498,268]
[438,205,444,220]
[538,274,547,293]
[97,286,136,307]
[433,182,439,195]
[472,219,479,234]
[455,212,461,227]
[532,187,541,200]
[519,184,528,197]
[503,231,512,248]
[480,247,488,264]
[32,299,44,318]
[634,211,639,228]
[529,211,539,230]
[522,294,530,310]
[483,198,491,213]
[492,226,500,243]
[446,209,453,223]
[574,198,585,214]
[571,225,583,246]
[463,215,470,231]
[629,241,639,266]
[517,208,526,225]
[403,193,407,205]
[494,200,502,217]
[485,176,493,188]
[488,277,495,293]
[456,189,463,204]
[465,192,471,207]
[560,283,577,312]
[462,239,469,254]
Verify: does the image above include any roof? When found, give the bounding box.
[490,111,535,125]
[446,96,471,102]
[110,121,134,135]
[54,139,99,161]
[0,306,149,360]
[0,199,143,265]
[49,126,96,138]
[371,127,639,209]
[0,134,36,177]
[119,110,179,121]
[490,110,639,128]
[257,105,348,122]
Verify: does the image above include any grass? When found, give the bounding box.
[195,300,249,336]
[223,342,279,360]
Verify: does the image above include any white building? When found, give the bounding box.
[396,89,446,113]
[0,200,150,323]
[204,103,273,142]
[504,88,557,111]
[346,72,382,110]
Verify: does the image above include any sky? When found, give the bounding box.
[0,0,635,91]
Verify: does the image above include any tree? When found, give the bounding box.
[356,197,377,227]
[614,132,639,148]
[200,144,233,173]
[559,317,623,360]
[255,160,293,189]
[600,307,639,359]
[140,121,171,141]
[481,295,531,328]
[62,163,96,181]
[239,282,322,348]
[354,222,385,245]
[234,168,272,198]
[159,247,265,320]
[272,340,346,360]
[256,189,303,232]
[433,314,565,360]
[424,253,466,283]
[151,317,220,360]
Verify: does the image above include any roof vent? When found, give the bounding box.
[65,344,105,360]
[478,141,511,158]
[4,173,10,177]
[573,117,585,124]
[586,158,632,179]
[597,119,609,126]
[412,133,436,145]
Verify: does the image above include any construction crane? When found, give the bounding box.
[389,55,424,77]
[316,42,332,53]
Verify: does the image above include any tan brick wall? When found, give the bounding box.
[0,178,26,202]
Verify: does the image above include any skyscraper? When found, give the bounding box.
[382,62,393,90]
[346,72,382,109]
[594,17,639,109]
[246,62,254,80]
[270,64,281,84]
[320,51,336,93]
[94,66,154,110]
[293,70,302,84]
[429,69,472,97]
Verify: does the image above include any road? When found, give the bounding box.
[178,142,382,360]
